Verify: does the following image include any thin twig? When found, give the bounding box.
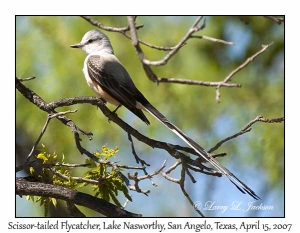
[49,110,78,119]
[18,76,36,82]
[121,32,178,51]
[179,165,205,217]
[208,115,284,153]
[135,159,166,182]
[23,117,51,165]
[16,77,93,139]
[216,43,273,102]
[128,16,206,67]
[157,77,241,87]
[164,161,182,174]
[187,165,221,177]
[128,172,150,195]
[161,161,182,183]
[127,133,150,166]
[53,163,90,168]
[238,16,250,25]
[50,163,158,196]
[184,164,197,183]
[191,35,234,45]
[264,16,284,25]
[51,159,165,195]
[257,116,284,124]
[50,167,97,185]
[127,160,166,194]
[224,43,273,84]
[161,172,180,183]
[82,16,187,52]
[81,16,177,51]
[16,110,77,172]
[80,16,144,32]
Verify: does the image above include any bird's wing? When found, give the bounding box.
[87,54,150,124]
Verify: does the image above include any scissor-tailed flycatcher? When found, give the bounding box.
[71,29,260,199]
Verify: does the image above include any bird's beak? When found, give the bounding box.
[70,43,83,48]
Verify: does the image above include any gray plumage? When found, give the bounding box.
[71,29,260,200]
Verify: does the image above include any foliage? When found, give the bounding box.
[27,144,131,216]
[79,146,132,206]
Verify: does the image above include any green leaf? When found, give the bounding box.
[51,198,57,208]
[37,153,48,161]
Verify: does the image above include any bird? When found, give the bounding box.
[70,29,260,200]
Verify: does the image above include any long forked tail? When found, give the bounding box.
[143,103,260,200]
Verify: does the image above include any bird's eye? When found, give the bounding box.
[87,38,95,43]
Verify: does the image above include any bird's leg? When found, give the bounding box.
[107,104,122,123]
[112,104,122,114]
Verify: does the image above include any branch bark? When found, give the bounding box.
[16,177,141,217]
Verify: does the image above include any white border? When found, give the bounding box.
[2,1,299,232]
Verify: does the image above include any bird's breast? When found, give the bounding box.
[82,58,120,106]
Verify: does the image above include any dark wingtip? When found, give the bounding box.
[251,192,261,200]
[228,176,261,200]
[141,114,150,125]
[145,119,150,125]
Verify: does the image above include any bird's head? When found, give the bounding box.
[70,29,114,55]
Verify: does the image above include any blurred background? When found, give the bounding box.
[16,16,284,217]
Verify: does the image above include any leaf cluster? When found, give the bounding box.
[27,144,131,216]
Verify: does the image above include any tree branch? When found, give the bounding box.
[16,77,226,185]
[16,177,141,217]
[16,78,199,158]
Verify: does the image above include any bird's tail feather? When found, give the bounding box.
[143,103,260,200]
